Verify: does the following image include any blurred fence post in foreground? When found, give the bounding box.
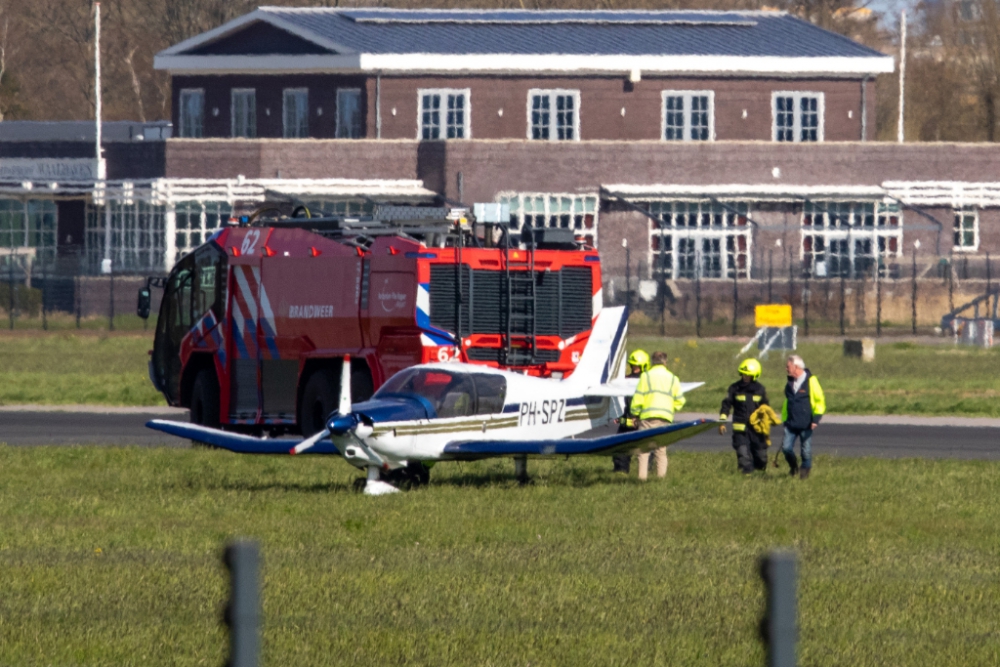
[760,550,797,667]
[223,539,261,667]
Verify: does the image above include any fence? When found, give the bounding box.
[610,251,997,338]
[0,249,163,331]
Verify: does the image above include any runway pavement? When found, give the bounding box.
[0,410,998,459]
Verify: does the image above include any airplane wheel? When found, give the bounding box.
[190,369,220,428]
[299,370,337,436]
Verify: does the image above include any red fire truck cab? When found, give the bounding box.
[145,208,604,435]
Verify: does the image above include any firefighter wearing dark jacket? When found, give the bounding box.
[781,354,826,480]
[718,358,770,474]
[613,350,649,473]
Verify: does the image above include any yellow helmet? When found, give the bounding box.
[627,349,650,372]
[738,358,762,380]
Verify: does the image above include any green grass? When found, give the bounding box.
[0,447,997,666]
[0,333,164,406]
[4,332,1000,417]
[634,336,1000,417]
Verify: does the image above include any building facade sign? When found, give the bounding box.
[0,158,97,181]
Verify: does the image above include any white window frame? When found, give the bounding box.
[417,88,471,140]
[646,201,752,280]
[178,89,204,139]
[282,88,309,139]
[231,88,256,139]
[335,88,364,139]
[799,201,902,279]
[527,89,581,142]
[496,192,598,247]
[953,207,979,252]
[772,91,824,143]
[661,90,715,141]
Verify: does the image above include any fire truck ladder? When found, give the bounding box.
[504,244,537,366]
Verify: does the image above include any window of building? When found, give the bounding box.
[497,193,598,246]
[800,201,901,278]
[0,199,57,270]
[662,91,714,141]
[647,201,750,279]
[954,207,978,251]
[231,89,256,138]
[529,89,580,141]
[283,88,309,138]
[85,199,166,273]
[772,92,823,142]
[172,201,231,263]
[336,88,364,139]
[419,89,470,139]
[179,89,204,138]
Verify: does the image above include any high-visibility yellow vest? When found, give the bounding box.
[630,365,685,422]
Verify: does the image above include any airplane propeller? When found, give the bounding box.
[289,354,352,455]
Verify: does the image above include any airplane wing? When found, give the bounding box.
[145,419,342,454]
[441,418,716,460]
[583,379,704,397]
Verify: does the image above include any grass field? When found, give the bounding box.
[3,331,1000,417]
[0,333,163,406]
[0,446,996,666]
[633,336,1000,417]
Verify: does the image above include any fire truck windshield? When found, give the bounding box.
[375,368,506,418]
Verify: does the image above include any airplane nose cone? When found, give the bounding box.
[327,413,359,435]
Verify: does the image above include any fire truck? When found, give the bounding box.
[140,204,604,435]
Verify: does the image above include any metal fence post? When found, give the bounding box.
[695,255,702,338]
[8,257,14,330]
[839,272,846,336]
[75,272,82,329]
[802,272,809,337]
[41,264,47,331]
[223,540,260,667]
[768,250,774,303]
[875,263,882,338]
[109,265,115,331]
[911,249,918,335]
[759,550,798,667]
[732,263,739,336]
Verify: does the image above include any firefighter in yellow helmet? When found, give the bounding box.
[718,358,771,474]
[613,350,650,473]
[629,350,685,480]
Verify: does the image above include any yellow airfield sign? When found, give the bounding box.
[755,304,792,328]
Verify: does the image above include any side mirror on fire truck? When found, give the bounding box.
[137,287,151,319]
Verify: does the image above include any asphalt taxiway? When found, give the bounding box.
[1,409,998,459]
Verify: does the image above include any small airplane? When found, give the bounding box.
[147,307,714,495]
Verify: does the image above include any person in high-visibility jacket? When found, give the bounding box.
[629,350,685,480]
[718,358,770,474]
[613,350,650,474]
[781,354,826,480]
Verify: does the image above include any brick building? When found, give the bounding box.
[3,7,1000,321]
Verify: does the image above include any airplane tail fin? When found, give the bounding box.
[566,306,629,387]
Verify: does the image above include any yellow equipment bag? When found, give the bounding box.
[749,404,782,447]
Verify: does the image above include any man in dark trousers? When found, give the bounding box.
[612,350,649,473]
[781,354,826,479]
[718,358,770,474]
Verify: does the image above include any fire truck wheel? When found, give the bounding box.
[351,368,375,402]
[300,370,338,436]
[190,369,220,428]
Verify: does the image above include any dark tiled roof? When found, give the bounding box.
[248,8,885,59]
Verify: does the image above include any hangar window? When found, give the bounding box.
[172,201,231,262]
[419,89,470,139]
[179,89,204,138]
[773,92,823,142]
[954,207,978,251]
[662,91,714,141]
[647,201,750,280]
[85,199,166,273]
[231,89,257,138]
[283,88,309,138]
[529,90,580,141]
[0,199,57,270]
[497,192,598,247]
[336,88,364,139]
[800,201,901,278]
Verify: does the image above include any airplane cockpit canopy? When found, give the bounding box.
[374,368,507,418]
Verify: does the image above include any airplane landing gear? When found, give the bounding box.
[514,455,531,485]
